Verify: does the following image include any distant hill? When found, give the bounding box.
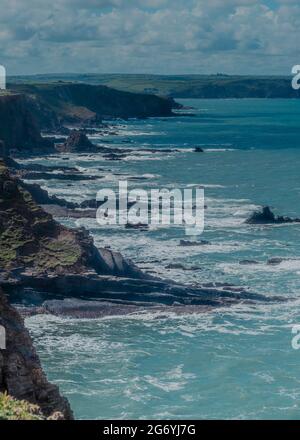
[9,74,300,99]
[7,82,177,130]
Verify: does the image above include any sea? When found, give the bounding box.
[21,98,300,419]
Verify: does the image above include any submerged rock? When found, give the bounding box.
[179,239,211,246]
[239,260,260,265]
[125,222,149,230]
[166,263,202,271]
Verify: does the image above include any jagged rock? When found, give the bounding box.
[179,239,211,246]
[0,160,282,314]
[0,159,143,279]
[0,94,54,155]
[21,182,77,209]
[246,206,300,224]
[0,287,73,419]
[194,147,204,152]
[57,130,99,153]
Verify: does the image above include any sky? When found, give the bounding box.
[0,0,299,76]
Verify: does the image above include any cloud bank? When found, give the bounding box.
[0,0,299,75]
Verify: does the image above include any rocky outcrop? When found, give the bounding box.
[0,94,54,155]
[246,206,300,224]
[0,159,143,280]
[0,287,73,419]
[0,160,282,314]
[57,130,98,153]
[10,83,176,129]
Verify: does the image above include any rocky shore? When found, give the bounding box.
[0,157,282,312]
[0,84,291,419]
[0,287,73,419]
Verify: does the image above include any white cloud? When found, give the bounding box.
[0,0,299,74]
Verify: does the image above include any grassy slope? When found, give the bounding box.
[8,74,300,99]
[0,393,45,420]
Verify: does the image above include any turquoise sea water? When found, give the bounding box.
[24,99,300,419]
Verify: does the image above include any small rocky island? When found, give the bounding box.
[246,206,300,224]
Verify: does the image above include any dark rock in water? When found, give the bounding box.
[166,263,202,271]
[239,260,260,265]
[166,263,187,270]
[125,222,149,230]
[103,152,127,161]
[194,147,204,153]
[22,182,77,209]
[267,258,283,265]
[43,205,96,219]
[0,286,73,419]
[267,257,299,266]
[18,170,99,181]
[246,206,300,224]
[57,130,98,153]
[80,198,135,210]
[179,239,211,246]
[267,257,287,265]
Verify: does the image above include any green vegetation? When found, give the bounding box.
[5,81,175,130]
[0,393,44,420]
[38,236,82,269]
[0,161,85,274]
[8,73,300,99]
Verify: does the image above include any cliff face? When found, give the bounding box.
[10,83,175,128]
[0,287,73,419]
[0,159,142,280]
[0,94,54,155]
[0,94,53,152]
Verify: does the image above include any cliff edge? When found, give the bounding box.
[0,286,73,419]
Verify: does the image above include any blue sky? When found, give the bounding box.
[0,0,299,75]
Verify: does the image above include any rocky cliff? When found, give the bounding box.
[0,157,278,317]
[0,94,54,155]
[0,286,73,419]
[0,159,142,280]
[10,83,176,129]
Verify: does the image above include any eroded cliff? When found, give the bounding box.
[0,94,54,155]
[0,286,73,419]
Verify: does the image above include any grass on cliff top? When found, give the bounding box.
[0,393,44,420]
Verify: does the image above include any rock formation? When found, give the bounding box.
[0,159,142,280]
[0,94,54,155]
[246,206,300,224]
[9,83,176,130]
[0,160,281,317]
[57,130,99,153]
[0,286,73,419]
